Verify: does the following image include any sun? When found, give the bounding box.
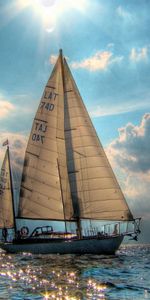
[17,0,88,32]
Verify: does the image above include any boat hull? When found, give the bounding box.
[0,235,124,254]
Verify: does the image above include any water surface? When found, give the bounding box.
[0,244,149,299]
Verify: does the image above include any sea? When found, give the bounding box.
[0,244,149,300]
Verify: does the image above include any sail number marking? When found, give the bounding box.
[32,122,47,144]
[39,90,58,112]
[32,134,45,144]
[44,91,58,100]
[40,102,54,111]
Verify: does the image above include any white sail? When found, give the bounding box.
[0,148,14,228]
[63,57,133,221]
[19,52,74,220]
[19,50,133,222]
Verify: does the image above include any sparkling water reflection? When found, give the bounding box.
[0,244,150,299]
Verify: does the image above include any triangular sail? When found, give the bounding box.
[63,57,133,221]
[0,148,14,228]
[18,52,74,220]
[18,50,133,222]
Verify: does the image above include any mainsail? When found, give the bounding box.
[0,147,14,228]
[19,52,74,220]
[19,50,133,222]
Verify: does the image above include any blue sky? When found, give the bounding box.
[0,0,150,242]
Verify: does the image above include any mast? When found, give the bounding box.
[58,49,69,234]
[59,49,65,91]
[59,49,82,238]
[7,145,17,234]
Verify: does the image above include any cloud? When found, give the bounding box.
[130,47,148,62]
[116,6,133,21]
[71,51,123,71]
[106,113,150,238]
[0,99,14,118]
[89,99,150,118]
[49,54,58,64]
[107,113,150,174]
[90,104,130,118]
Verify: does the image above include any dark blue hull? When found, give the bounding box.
[0,235,124,254]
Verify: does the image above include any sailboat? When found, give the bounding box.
[0,141,16,242]
[1,50,141,254]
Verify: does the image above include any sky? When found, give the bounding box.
[0,0,150,243]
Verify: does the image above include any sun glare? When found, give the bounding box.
[17,0,88,32]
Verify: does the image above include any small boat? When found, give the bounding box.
[1,50,141,254]
[0,141,16,242]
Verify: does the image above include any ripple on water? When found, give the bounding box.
[0,245,150,299]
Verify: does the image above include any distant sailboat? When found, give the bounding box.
[0,141,16,241]
[1,50,141,254]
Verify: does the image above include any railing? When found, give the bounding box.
[82,218,141,240]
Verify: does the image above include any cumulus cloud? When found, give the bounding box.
[107,113,150,174]
[106,113,150,238]
[71,51,123,71]
[0,99,14,118]
[71,51,112,71]
[130,47,148,62]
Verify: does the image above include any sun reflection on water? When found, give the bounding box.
[0,252,108,299]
